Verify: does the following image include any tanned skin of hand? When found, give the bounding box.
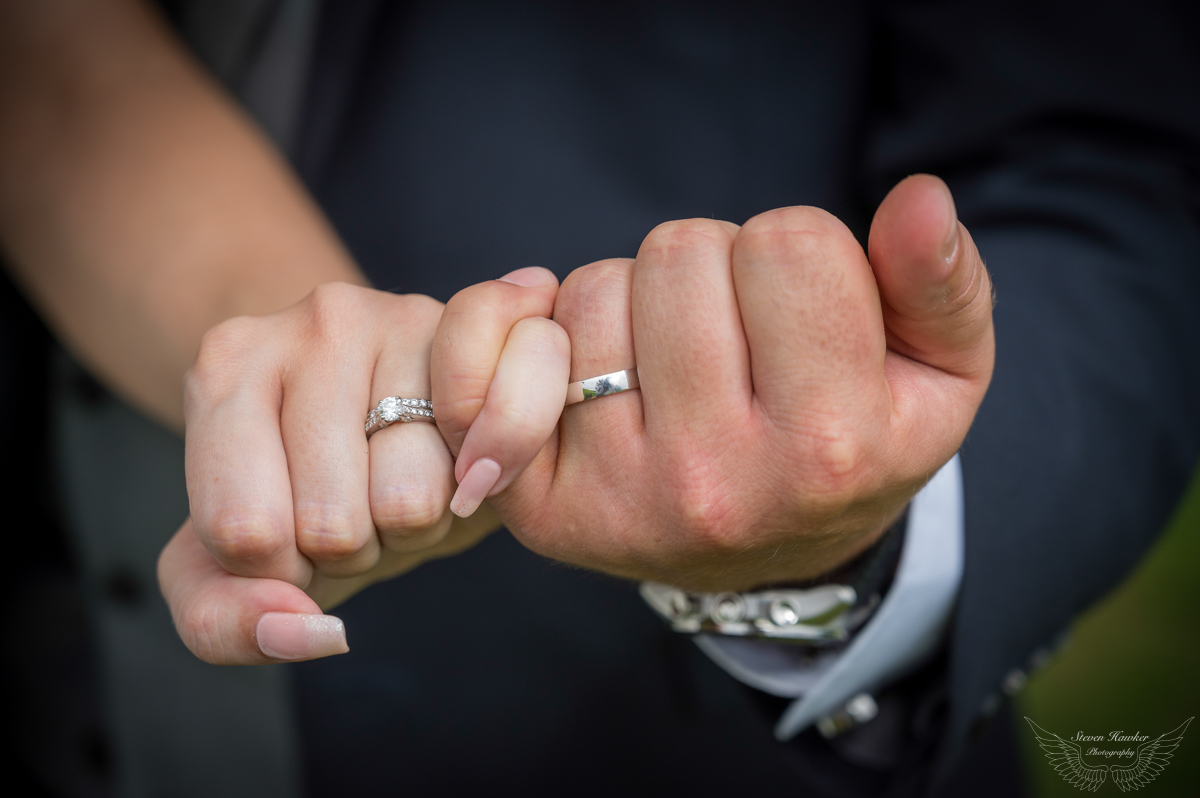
[0,0,364,430]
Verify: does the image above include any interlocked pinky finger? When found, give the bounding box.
[450,315,570,517]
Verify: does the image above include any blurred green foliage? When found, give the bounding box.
[1018,467,1200,796]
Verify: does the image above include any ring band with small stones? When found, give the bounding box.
[365,397,435,438]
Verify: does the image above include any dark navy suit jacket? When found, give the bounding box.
[225,1,1200,795]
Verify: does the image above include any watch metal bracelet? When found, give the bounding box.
[640,581,867,642]
[639,510,907,644]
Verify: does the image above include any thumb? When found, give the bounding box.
[158,519,349,665]
[868,174,994,382]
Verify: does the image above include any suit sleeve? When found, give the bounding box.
[865,0,1200,774]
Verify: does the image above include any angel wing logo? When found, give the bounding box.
[1024,717,1193,792]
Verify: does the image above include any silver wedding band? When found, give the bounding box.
[565,368,639,405]
[365,397,435,439]
[366,369,636,438]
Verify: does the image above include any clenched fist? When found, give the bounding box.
[436,174,993,591]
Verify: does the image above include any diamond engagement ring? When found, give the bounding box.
[365,397,435,439]
[565,368,639,405]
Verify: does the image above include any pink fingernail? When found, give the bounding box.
[498,267,552,287]
[450,457,502,518]
[256,613,349,661]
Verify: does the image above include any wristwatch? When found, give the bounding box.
[640,511,907,644]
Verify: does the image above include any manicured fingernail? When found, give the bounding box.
[450,457,502,517]
[498,266,553,287]
[256,613,348,661]
[938,181,960,263]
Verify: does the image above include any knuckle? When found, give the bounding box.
[203,507,290,563]
[639,219,735,263]
[667,460,743,550]
[742,205,843,238]
[800,425,868,510]
[301,282,370,341]
[441,283,513,337]
[382,292,443,352]
[555,259,632,320]
[444,281,508,317]
[188,316,264,399]
[293,502,372,560]
[196,316,261,361]
[373,485,447,533]
[738,206,849,260]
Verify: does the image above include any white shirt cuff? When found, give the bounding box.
[694,454,964,740]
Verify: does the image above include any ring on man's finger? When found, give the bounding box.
[365,397,435,438]
[565,368,639,406]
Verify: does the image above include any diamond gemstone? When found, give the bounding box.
[378,397,403,422]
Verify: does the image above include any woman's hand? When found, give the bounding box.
[159,269,571,665]
[159,282,492,665]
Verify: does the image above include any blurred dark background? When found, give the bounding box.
[1016,471,1200,795]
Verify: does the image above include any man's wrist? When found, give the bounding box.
[641,510,908,644]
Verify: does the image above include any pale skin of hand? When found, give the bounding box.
[163,282,521,665]
[0,0,505,660]
[164,176,991,665]
[161,267,570,665]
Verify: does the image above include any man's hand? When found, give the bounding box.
[436,175,994,591]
